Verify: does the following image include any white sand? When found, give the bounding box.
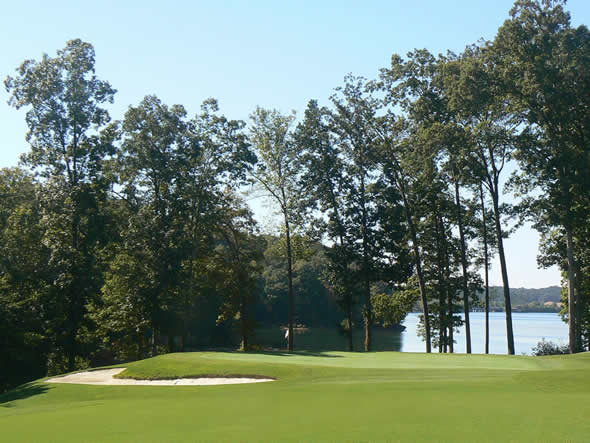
[46,368,274,386]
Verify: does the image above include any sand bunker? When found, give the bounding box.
[46,368,274,386]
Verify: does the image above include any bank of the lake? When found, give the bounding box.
[402,312,568,355]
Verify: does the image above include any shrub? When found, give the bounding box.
[531,338,569,356]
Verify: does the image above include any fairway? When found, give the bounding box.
[1,351,590,442]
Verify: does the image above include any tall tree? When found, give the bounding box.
[249,107,299,351]
[210,194,264,351]
[378,50,448,352]
[441,45,518,354]
[5,39,117,370]
[0,168,50,390]
[103,95,189,356]
[494,0,590,352]
[296,100,357,350]
[329,75,389,352]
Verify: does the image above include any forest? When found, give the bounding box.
[1,0,589,393]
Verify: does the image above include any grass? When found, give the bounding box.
[1,351,590,442]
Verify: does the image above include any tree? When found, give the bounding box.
[328,75,392,352]
[249,107,299,351]
[5,39,117,370]
[296,100,357,350]
[0,168,49,390]
[109,95,190,355]
[378,50,446,353]
[494,0,590,352]
[372,288,417,329]
[98,95,254,356]
[210,195,264,351]
[176,98,254,350]
[439,45,518,354]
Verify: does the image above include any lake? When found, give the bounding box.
[401,312,569,355]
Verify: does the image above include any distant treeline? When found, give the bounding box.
[476,286,563,312]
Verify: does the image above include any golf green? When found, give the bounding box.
[1,351,589,442]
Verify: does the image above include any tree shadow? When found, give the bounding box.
[0,382,50,407]
[250,350,344,358]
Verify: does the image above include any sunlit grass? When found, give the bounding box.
[1,351,589,442]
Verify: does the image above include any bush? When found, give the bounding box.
[531,338,569,356]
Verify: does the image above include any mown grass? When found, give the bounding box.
[1,351,590,442]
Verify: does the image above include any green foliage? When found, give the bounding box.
[372,289,417,328]
[209,195,265,351]
[0,168,50,391]
[531,338,569,356]
[494,0,590,351]
[5,39,117,371]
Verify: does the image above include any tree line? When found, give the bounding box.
[1,0,588,392]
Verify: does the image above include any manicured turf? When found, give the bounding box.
[2,351,590,442]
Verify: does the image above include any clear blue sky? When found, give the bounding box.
[2,0,589,288]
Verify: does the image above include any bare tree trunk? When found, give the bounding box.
[455,181,471,354]
[151,326,158,356]
[137,331,144,361]
[400,186,431,353]
[435,209,446,354]
[447,288,453,353]
[491,190,514,355]
[575,260,583,352]
[363,278,372,352]
[347,307,354,352]
[480,184,490,355]
[241,299,248,351]
[411,233,431,352]
[566,227,577,354]
[359,174,373,352]
[284,211,294,352]
[442,226,453,354]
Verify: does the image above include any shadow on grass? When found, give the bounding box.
[252,326,402,354]
[0,382,50,407]
[252,350,344,358]
[201,347,343,358]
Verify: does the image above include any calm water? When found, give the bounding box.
[401,312,568,355]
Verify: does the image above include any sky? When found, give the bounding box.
[2,0,589,288]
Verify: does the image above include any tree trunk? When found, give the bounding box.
[347,305,354,352]
[455,181,471,354]
[442,223,453,354]
[284,211,295,352]
[241,299,248,351]
[151,326,158,356]
[399,184,431,353]
[565,226,577,353]
[137,331,144,361]
[447,286,454,353]
[574,260,583,352]
[480,184,490,355]
[67,197,81,372]
[435,209,446,353]
[360,174,372,352]
[67,328,76,372]
[491,189,514,355]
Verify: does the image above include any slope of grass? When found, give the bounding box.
[1,351,590,442]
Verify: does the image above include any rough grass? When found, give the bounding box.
[1,351,590,442]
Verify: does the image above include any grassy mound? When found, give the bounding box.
[1,351,590,442]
